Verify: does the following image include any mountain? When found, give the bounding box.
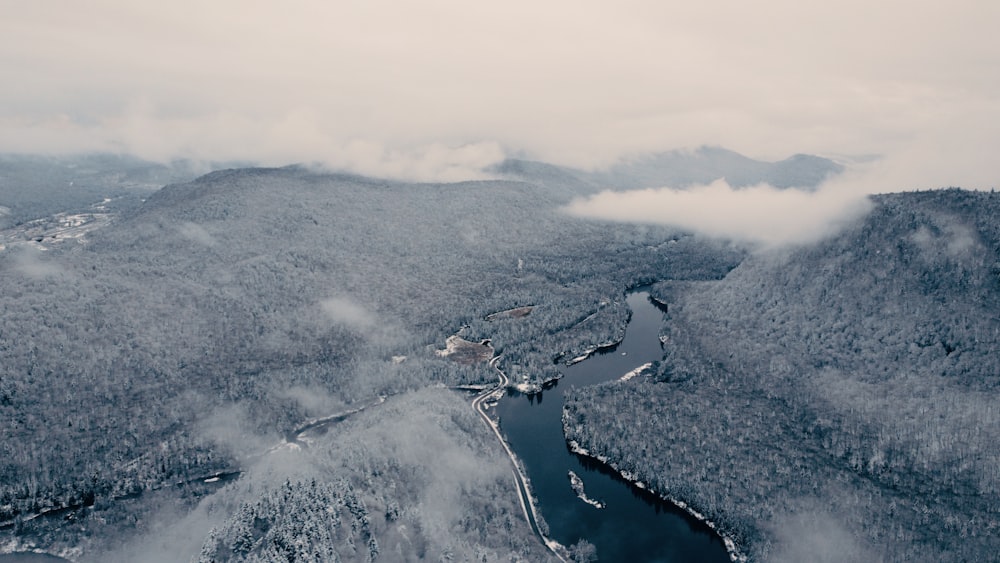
[3,150,995,562]
[564,188,1000,562]
[494,146,844,193]
[0,164,739,561]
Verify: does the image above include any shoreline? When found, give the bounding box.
[565,439,748,563]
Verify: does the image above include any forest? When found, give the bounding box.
[6,150,992,561]
[564,188,1000,561]
[0,153,751,560]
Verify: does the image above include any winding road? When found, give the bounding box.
[283,395,388,447]
[471,356,568,562]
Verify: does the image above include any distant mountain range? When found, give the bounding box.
[0,147,844,231]
[491,146,844,194]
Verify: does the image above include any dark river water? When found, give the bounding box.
[496,291,730,562]
[0,554,70,562]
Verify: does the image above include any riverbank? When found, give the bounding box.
[471,358,567,562]
[495,290,731,562]
[565,438,747,563]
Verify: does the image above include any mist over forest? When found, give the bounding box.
[565,189,1000,561]
[0,150,997,562]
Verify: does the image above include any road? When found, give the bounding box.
[284,395,388,447]
[471,356,568,562]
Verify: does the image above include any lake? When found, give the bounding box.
[496,290,730,562]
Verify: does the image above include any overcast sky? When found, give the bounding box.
[2,1,997,188]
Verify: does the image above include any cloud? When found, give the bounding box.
[564,176,874,247]
[316,139,505,183]
[767,509,875,563]
[176,221,216,247]
[97,494,229,563]
[198,403,274,459]
[320,296,377,331]
[277,385,344,416]
[0,1,997,186]
[7,246,69,279]
[563,127,1000,247]
[0,110,506,183]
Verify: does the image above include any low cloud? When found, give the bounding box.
[911,221,979,257]
[564,175,874,247]
[97,495,228,563]
[767,509,875,563]
[0,111,505,183]
[277,385,345,416]
[562,136,1000,248]
[7,246,69,279]
[316,139,505,183]
[199,403,274,458]
[320,296,377,331]
[176,221,216,247]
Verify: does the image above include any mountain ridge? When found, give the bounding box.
[564,187,1000,561]
[492,146,844,193]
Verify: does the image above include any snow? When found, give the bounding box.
[619,362,652,382]
[436,345,451,357]
[1,210,112,251]
[566,439,591,457]
[568,470,605,509]
[514,382,541,394]
[435,334,493,363]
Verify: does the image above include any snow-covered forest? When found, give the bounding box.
[564,189,1000,561]
[0,154,745,560]
[2,152,996,562]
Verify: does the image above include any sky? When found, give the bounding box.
[2,1,998,189]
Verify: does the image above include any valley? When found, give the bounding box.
[0,153,996,562]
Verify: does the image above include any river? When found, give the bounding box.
[0,554,70,562]
[495,290,730,562]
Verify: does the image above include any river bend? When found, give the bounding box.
[496,291,730,562]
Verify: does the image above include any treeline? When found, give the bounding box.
[564,188,1000,561]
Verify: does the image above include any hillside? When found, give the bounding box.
[0,164,742,560]
[564,188,1000,561]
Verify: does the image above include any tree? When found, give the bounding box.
[569,539,598,562]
